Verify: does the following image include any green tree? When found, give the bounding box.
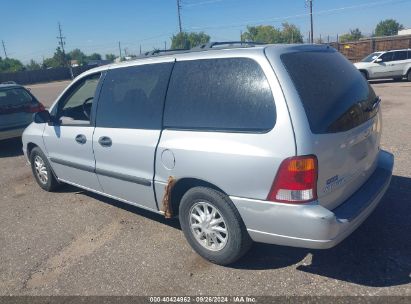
[339,28,364,43]
[26,59,41,71]
[87,53,102,61]
[375,19,404,37]
[43,47,67,68]
[0,56,25,72]
[171,31,210,49]
[68,48,87,65]
[242,25,282,43]
[105,54,116,61]
[281,22,304,43]
[241,23,303,44]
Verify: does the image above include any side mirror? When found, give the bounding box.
[33,110,51,124]
[375,58,383,63]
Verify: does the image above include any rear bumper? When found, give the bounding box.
[0,126,26,140]
[231,150,394,249]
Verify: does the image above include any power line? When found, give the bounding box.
[188,0,410,31]
[1,40,7,58]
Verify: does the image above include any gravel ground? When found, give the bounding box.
[0,79,410,296]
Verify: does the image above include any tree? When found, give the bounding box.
[26,59,41,71]
[339,28,364,43]
[171,31,210,49]
[375,19,404,37]
[242,25,282,43]
[0,56,24,72]
[241,23,303,44]
[105,54,116,61]
[87,53,102,61]
[43,47,67,68]
[281,22,304,43]
[68,48,86,65]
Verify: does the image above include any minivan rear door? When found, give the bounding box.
[93,60,174,211]
[0,87,36,131]
[277,48,381,210]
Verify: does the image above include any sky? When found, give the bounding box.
[1,0,410,64]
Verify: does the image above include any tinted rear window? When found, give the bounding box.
[163,58,276,132]
[0,88,33,107]
[281,50,378,134]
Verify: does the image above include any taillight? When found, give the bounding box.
[26,102,45,113]
[267,155,318,204]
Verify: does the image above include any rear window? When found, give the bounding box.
[0,88,33,107]
[281,50,378,134]
[163,58,276,132]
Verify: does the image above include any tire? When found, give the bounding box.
[179,186,252,265]
[360,71,368,80]
[407,70,411,82]
[30,147,60,192]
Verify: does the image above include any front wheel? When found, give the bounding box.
[179,187,252,265]
[407,70,411,82]
[30,147,60,192]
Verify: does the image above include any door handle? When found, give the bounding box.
[75,134,87,144]
[98,136,112,147]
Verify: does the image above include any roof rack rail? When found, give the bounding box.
[132,41,266,59]
[138,48,189,58]
[193,41,266,49]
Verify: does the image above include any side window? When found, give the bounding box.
[392,51,408,61]
[96,63,173,129]
[58,73,101,124]
[408,51,411,59]
[163,58,276,132]
[380,52,394,62]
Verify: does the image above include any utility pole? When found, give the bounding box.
[118,41,122,61]
[310,0,314,43]
[176,0,183,33]
[139,45,142,55]
[57,22,73,78]
[1,40,7,58]
[164,41,167,51]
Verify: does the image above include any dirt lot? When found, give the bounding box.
[0,80,410,296]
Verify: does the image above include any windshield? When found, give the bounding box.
[361,52,382,62]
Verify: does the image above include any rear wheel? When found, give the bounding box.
[179,187,252,265]
[30,147,60,192]
[407,70,411,82]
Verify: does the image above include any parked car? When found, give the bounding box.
[0,83,45,141]
[354,49,411,81]
[22,43,393,265]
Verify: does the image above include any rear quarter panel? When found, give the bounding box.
[155,50,296,201]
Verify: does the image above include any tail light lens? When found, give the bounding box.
[26,102,45,113]
[267,155,318,204]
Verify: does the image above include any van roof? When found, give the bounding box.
[82,42,334,76]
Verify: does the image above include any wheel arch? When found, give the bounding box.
[170,177,228,216]
[359,69,369,79]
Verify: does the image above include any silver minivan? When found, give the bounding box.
[22,43,394,265]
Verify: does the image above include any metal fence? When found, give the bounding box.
[329,34,411,62]
[0,65,95,85]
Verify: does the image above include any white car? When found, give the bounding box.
[354,49,411,81]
